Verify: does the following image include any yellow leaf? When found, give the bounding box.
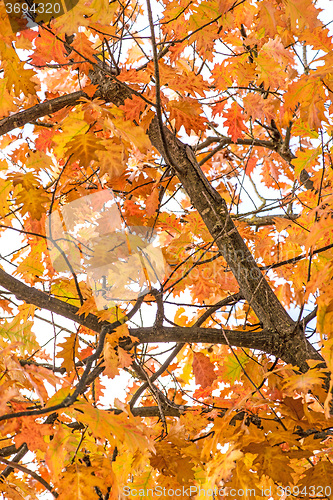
[3,59,37,97]
[45,425,74,482]
[252,445,294,484]
[56,333,79,374]
[15,188,49,220]
[0,317,38,354]
[52,0,95,34]
[46,387,72,408]
[299,459,333,490]
[51,279,83,306]
[68,400,154,453]
[56,464,107,500]
[52,110,90,155]
[89,0,118,24]
[0,179,11,217]
[110,118,151,152]
[291,147,320,176]
[0,79,16,118]
[95,137,128,179]
[282,368,326,393]
[204,444,243,486]
[14,243,45,282]
[321,336,333,373]
[317,299,333,336]
[65,133,106,165]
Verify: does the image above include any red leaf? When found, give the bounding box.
[223,102,247,142]
[121,95,147,122]
[35,128,56,152]
[29,30,67,66]
[245,157,257,175]
[192,352,216,389]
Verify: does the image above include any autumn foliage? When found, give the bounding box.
[1,0,333,498]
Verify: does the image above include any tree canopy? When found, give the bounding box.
[0,0,333,498]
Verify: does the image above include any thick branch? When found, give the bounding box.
[0,92,84,136]
[0,267,105,332]
[137,325,269,348]
[148,119,295,333]
[0,267,321,366]
[0,443,28,480]
[196,135,296,163]
[116,405,188,417]
[239,214,299,227]
[0,269,268,348]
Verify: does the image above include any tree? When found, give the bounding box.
[0,0,333,497]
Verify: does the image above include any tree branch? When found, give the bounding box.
[0,456,58,497]
[148,119,295,333]
[0,443,28,480]
[239,214,299,227]
[0,92,84,136]
[196,135,296,163]
[0,268,303,363]
[0,267,106,333]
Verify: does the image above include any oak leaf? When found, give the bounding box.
[192,352,216,389]
[56,334,79,375]
[223,102,247,142]
[65,133,106,165]
[167,98,207,135]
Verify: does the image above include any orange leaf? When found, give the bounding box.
[29,29,67,66]
[55,334,79,375]
[192,352,216,389]
[71,32,95,74]
[117,347,133,370]
[145,187,159,218]
[95,137,128,179]
[121,95,147,122]
[223,102,247,142]
[103,342,120,378]
[65,133,106,165]
[167,98,207,135]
